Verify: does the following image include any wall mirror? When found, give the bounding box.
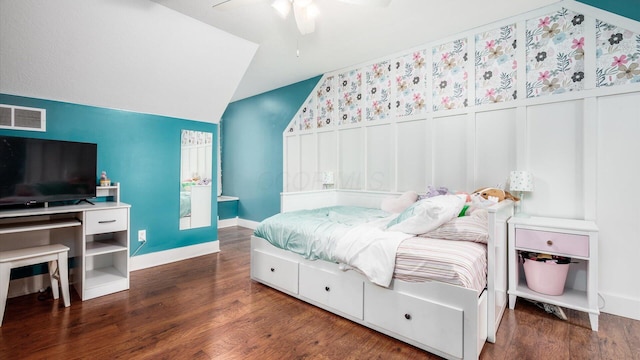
[179,130,213,230]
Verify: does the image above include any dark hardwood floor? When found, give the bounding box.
[1,226,638,359]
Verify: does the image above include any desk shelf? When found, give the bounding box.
[86,240,128,257]
[0,218,81,235]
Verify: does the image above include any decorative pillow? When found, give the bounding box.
[386,194,465,235]
[421,209,489,243]
[381,191,418,213]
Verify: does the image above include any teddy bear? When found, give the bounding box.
[462,187,519,215]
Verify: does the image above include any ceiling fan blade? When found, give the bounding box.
[337,0,392,6]
[293,1,316,35]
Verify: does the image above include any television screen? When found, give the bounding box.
[0,136,97,207]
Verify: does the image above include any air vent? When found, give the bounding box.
[0,104,46,131]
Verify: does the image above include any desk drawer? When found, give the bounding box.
[515,228,588,257]
[86,208,128,235]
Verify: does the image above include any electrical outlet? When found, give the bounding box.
[138,229,146,242]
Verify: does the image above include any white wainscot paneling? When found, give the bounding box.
[286,136,301,192]
[476,109,517,188]
[597,92,640,319]
[318,131,337,189]
[397,120,428,192]
[433,115,467,191]
[366,124,395,191]
[527,100,583,218]
[300,134,317,191]
[339,128,364,190]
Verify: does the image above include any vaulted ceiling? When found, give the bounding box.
[153,0,560,102]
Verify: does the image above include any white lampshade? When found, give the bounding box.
[510,171,533,192]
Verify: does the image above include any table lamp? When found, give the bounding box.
[510,170,533,218]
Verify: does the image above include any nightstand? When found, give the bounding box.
[508,216,599,331]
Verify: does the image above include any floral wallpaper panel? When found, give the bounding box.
[316,76,335,128]
[181,130,213,146]
[395,51,428,117]
[365,61,391,121]
[475,24,518,104]
[299,95,314,130]
[338,70,364,125]
[525,9,586,98]
[287,116,297,133]
[433,38,468,111]
[596,20,640,87]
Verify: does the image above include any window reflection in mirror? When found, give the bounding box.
[179,130,213,230]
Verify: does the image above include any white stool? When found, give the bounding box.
[0,244,71,326]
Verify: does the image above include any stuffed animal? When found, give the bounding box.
[418,185,449,200]
[471,187,519,203]
[462,187,519,215]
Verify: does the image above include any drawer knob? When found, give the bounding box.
[98,219,117,224]
[270,267,275,272]
[547,240,553,246]
[325,286,330,292]
[404,313,411,320]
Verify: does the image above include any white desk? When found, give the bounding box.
[0,202,131,300]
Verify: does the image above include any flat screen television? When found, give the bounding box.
[0,136,97,207]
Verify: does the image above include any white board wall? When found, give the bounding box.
[281,1,640,320]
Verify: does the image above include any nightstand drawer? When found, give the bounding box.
[515,228,589,257]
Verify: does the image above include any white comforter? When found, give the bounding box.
[331,217,414,287]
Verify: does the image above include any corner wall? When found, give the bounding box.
[221,76,322,222]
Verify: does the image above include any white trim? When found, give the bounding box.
[7,274,49,299]
[237,218,260,230]
[600,292,640,321]
[130,241,220,271]
[217,217,238,228]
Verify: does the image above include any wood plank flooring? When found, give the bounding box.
[1,226,638,359]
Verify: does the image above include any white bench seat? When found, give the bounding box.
[0,244,71,326]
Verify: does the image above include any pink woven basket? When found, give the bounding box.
[523,258,570,296]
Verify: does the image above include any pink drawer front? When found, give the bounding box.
[515,228,589,257]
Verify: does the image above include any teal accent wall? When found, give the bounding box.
[578,0,640,21]
[221,76,322,222]
[0,94,218,256]
[218,200,238,220]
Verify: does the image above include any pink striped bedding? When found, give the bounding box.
[394,236,487,293]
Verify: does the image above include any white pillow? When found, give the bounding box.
[386,194,465,235]
[380,191,418,213]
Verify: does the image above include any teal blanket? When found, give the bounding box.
[254,206,391,262]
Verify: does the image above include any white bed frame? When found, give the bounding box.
[250,190,514,360]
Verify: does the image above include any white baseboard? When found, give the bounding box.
[238,218,260,230]
[600,291,640,321]
[218,217,238,228]
[130,240,220,271]
[8,274,49,299]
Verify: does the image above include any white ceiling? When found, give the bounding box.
[153,0,560,102]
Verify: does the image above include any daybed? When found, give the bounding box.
[250,192,514,360]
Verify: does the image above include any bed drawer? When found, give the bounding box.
[364,283,463,359]
[252,249,299,294]
[299,264,364,319]
[85,208,128,235]
[515,228,588,257]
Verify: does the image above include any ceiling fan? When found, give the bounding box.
[212,0,392,35]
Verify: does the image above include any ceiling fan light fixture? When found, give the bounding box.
[305,3,319,19]
[272,0,291,18]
